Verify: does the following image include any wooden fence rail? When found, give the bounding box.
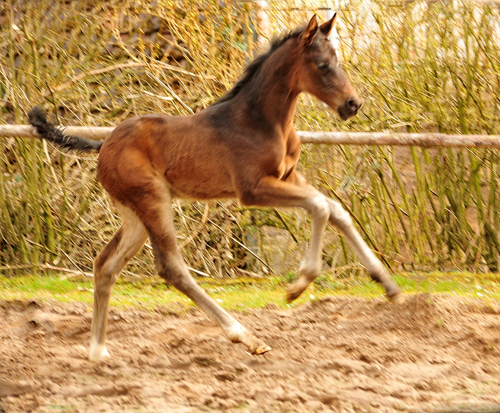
[2,124,500,148]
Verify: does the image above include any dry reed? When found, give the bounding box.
[1,0,500,279]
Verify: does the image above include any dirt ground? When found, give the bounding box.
[1,294,500,413]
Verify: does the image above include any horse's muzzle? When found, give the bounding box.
[338,97,363,120]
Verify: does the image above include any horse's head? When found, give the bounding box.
[296,14,362,120]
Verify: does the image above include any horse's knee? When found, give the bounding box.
[309,194,330,222]
[328,200,353,229]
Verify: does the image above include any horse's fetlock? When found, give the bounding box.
[299,260,321,280]
[367,263,388,280]
[89,340,110,362]
[225,322,247,344]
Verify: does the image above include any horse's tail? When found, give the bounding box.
[28,106,103,152]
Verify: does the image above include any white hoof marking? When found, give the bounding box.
[89,341,110,362]
[226,322,248,343]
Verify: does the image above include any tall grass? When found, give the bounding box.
[1,0,500,279]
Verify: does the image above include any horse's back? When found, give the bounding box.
[98,112,236,200]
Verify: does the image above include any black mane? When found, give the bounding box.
[212,27,304,106]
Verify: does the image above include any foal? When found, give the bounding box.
[29,14,402,361]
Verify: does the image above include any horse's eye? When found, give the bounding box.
[318,62,329,71]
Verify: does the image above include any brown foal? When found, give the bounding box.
[29,14,402,362]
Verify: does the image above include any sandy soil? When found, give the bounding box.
[1,294,500,413]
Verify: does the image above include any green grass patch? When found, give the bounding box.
[1,271,500,311]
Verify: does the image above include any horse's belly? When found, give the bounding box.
[165,167,235,200]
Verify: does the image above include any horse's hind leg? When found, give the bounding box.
[89,202,148,361]
[137,187,271,355]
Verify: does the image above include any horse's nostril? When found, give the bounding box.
[347,97,362,113]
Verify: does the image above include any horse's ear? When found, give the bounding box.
[300,15,319,47]
[320,13,338,37]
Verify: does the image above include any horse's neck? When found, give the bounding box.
[242,43,301,134]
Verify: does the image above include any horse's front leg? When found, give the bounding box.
[325,198,403,303]
[285,192,329,302]
[241,171,403,304]
[284,171,403,303]
[238,173,330,302]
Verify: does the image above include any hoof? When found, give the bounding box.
[252,345,272,355]
[383,281,403,304]
[286,288,303,303]
[286,276,310,303]
[233,328,272,356]
[388,293,405,305]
